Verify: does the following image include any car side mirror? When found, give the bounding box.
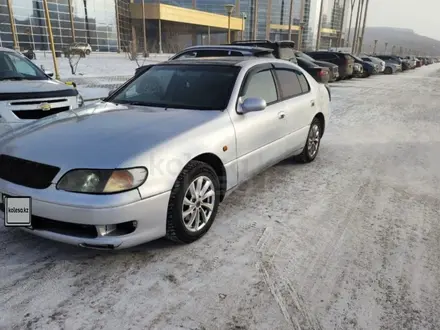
[45,70,54,77]
[239,97,267,114]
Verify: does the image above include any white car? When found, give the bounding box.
[0,57,330,249]
[0,47,84,135]
[361,55,385,73]
[69,42,92,55]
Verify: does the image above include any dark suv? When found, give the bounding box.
[231,40,297,63]
[169,44,275,60]
[305,51,355,80]
[136,45,275,76]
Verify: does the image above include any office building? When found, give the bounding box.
[0,0,350,53]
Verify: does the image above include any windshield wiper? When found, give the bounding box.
[0,77,25,81]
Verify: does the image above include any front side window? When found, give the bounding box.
[242,70,277,104]
[0,51,47,80]
[109,64,240,110]
[275,69,303,99]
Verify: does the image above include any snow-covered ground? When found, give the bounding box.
[2,64,440,329]
[33,52,172,79]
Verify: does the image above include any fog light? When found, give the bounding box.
[96,224,117,237]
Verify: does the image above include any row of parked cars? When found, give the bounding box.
[149,40,438,85]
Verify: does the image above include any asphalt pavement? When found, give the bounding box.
[1,64,440,330]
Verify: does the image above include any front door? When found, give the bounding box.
[228,64,288,183]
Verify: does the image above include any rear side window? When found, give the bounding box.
[313,53,334,60]
[242,70,277,104]
[297,72,310,93]
[274,69,303,99]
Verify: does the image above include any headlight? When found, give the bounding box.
[56,168,147,194]
[77,94,84,107]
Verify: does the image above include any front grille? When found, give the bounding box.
[13,106,70,120]
[10,99,67,106]
[0,154,60,189]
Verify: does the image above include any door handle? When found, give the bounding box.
[310,100,315,107]
[278,111,285,119]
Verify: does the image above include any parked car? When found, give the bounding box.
[360,55,385,73]
[295,51,339,82]
[295,57,330,84]
[0,57,330,250]
[404,56,417,69]
[305,51,354,80]
[349,54,376,77]
[230,39,297,62]
[169,45,275,61]
[0,47,84,134]
[382,61,399,74]
[69,42,92,56]
[374,55,404,71]
[353,63,364,77]
[166,43,329,84]
[415,58,423,67]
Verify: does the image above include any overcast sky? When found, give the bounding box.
[367,0,438,40]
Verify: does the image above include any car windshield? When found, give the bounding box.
[295,51,315,62]
[0,50,48,81]
[109,64,240,110]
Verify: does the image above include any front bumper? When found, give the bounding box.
[1,186,170,250]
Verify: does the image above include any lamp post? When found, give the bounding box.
[241,12,247,40]
[142,0,147,56]
[42,0,60,79]
[287,0,294,41]
[225,4,235,44]
[372,39,377,54]
[384,42,388,54]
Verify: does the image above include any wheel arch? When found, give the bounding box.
[314,112,325,137]
[188,153,227,202]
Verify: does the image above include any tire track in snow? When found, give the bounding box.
[256,228,323,330]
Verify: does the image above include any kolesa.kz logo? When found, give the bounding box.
[3,195,32,227]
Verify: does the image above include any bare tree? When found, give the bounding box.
[63,50,82,75]
[122,40,148,67]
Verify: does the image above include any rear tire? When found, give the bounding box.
[166,160,220,244]
[295,117,322,163]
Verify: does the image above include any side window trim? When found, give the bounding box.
[236,63,278,114]
[273,68,309,101]
[272,63,311,98]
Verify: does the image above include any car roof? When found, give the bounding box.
[175,45,273,53]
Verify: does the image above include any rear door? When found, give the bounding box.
[273,63,316,152]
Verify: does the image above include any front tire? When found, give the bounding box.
[295,117,322,163]
[384,67,392,74]
[85,50,91,55]
[166,160,220,243]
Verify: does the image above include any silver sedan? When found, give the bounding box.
[0,57,330,250]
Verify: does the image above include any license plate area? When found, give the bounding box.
[2,193,32,227]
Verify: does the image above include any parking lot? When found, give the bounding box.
[1,63,440,330]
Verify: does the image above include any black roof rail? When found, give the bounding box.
[231,39,272,44]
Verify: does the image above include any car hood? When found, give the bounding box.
[0,102,222,169]
[0,79,72,94]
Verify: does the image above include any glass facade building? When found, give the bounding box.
[0,0,350,53]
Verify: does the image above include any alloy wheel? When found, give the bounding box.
[182,176,215,232]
